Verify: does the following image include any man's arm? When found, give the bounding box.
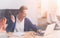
[26,18,38,32]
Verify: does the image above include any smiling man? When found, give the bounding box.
[6,6,41,33]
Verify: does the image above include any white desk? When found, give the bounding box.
[35,30,60,38]
[0,30,60,38]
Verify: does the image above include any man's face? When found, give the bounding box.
[19,10,28,18]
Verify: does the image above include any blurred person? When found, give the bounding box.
[0,17,7,32]
[6,13,16,32]
[6,6,41,33]
[47,10,60,29]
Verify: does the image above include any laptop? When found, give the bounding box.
[37,23,56,36]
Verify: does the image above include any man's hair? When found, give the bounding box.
[19,6,28,12]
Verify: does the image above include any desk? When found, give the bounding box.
[0,30,60,38]
[35,30,60,38]
[43,30,60,38]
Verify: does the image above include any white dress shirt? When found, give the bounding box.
[14,17,24,32]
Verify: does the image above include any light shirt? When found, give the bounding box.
[14,17,24,32]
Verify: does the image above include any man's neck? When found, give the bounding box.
[17,17,24,22]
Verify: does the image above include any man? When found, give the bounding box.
[6,6,41,32]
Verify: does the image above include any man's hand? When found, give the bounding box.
[11,15,15,23]
[37,29,42,33]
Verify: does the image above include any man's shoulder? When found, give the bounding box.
[25,17,30,21]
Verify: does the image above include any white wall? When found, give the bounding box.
[40,0,48,17]
[47,0,57,23]
[0,0,24,9]
[57,0,60,16]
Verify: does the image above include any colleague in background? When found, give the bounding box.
[0,17,7,32]
[6,13,16,32]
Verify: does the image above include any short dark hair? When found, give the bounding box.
[19,6,28,12]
